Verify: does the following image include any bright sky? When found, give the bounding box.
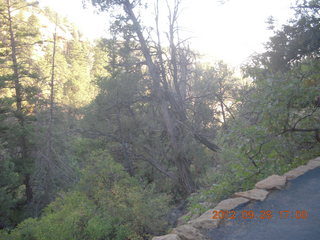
[38,0,297,67]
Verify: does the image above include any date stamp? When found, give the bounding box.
[212,210,308,220]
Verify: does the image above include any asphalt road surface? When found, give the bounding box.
[207,167,320,240]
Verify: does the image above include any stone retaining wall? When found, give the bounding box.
[152,157,320,240]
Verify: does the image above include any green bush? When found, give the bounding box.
[5,150,170,240]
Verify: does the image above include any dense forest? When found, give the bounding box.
[0,0,319,239]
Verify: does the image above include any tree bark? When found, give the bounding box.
[43,15,58,202]
[6,0,33,203]
[123,0,196,194]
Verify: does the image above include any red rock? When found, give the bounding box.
[152,234,181,240]
[188,209,220,230]
[284,166,310,180]
[234,189,269,201]
[172,224,206,240]
[255,175,287,189]
[215,197,250,210]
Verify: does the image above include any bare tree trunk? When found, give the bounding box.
[43,15,58,202]
[220,99,226,124]
[123,0,196,194]
[218,81,227,124]
[48,18,57,140]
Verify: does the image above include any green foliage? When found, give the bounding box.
[0,143,20,228]
[4,151,170,240]
[0,0,43,227]
[0,0,98,227]
[187,0,320,215]
[37,37,96,108]
[78,150,170,237]
[2,0,320,238]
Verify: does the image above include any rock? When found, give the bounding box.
[234,189,269,201]
[255,175,287,190]
[188,209,220,230]
[306,159,320,170]
[177,211,200,226]
[152,234,182,240]
[312,157,320,162]
[284,160,320,180]
[172,224,206,240]
[215,197,250,211]
[284,157,320,180]
[177,214,188,226]
[284,165,312,180]
[176,217,186,227]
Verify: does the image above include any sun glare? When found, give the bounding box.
[38,0,296,67]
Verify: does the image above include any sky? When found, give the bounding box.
[38,0,297,67]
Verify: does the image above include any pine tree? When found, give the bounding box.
[0,0,42,226]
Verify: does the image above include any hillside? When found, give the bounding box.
[0,0,319,239]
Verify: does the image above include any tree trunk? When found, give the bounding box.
[43,16,58,202]
[6,0,33,203]
[123,0,196,194]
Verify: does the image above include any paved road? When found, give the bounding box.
[207,167,320,240]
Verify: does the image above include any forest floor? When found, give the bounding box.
[207,167,320,240]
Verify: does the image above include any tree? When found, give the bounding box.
[0,142,20,228]
[0,0,42,222]
[227,0,320,172]
[191,62,238,129]
[87,0,220,195]
[4,150,170,240]
[0,2,95,225]
[30,11,96,213]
